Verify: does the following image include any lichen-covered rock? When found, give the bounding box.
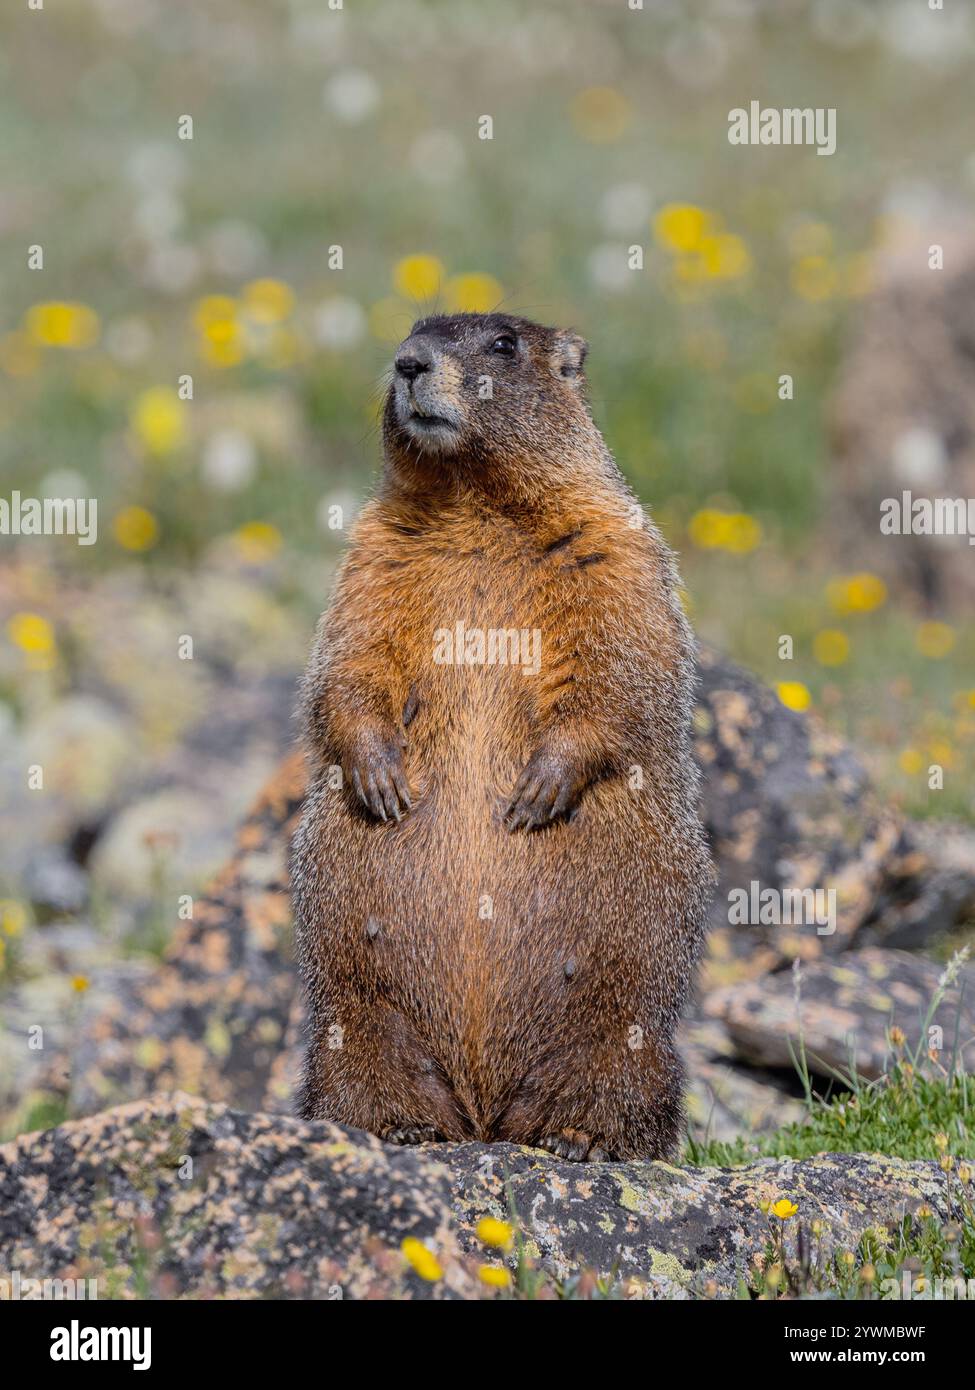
[0,1093,952,1300]
[857,819,975,952]
[706,948,975,1081]
[681,1016,806,1142]
[694,648,902,987]
[64,755,306,1118]
[55,652,973,1128]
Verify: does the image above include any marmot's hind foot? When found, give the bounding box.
[382,1123,442,1147]
[536,1128,611,1162]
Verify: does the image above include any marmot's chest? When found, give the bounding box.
[377,541,559,743]
[392,546,559,680]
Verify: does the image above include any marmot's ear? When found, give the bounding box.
[550,331,589,382]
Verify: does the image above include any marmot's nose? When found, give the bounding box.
[395,349,432,382]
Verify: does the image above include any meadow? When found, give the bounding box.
[1,0,972,830]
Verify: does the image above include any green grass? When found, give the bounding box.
[689,1066,973,1167]
[743,1203,975,1302]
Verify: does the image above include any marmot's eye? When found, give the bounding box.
[490,335,517,357]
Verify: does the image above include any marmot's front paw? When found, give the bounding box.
[348,728,413,822]
[382,1123,441,1146]
[504,745,587,831]
[536,1128,612,1162]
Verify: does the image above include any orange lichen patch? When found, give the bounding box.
[200,930,231,975]
[244,892,292,949]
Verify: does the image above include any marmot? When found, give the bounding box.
[291,312,712,1161]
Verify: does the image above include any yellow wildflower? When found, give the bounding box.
[570,86,630,143]
[194,295,244,367]
[826,572,887,615]
[654,203,712,253]
[770,1198,798,1221]
[193,295,238,334]
[475,1217,514,1250]
[242,279,295,324]
[132,387,185,455]
[7,611,55,656]
[915,622,955,660]
[25,301,100,349]
[393,254,444,302]
[113,506,159,552]
[699,233,751,280]
[928,740,955,771]
[234,521,282,563]
[813,629,850,667]
[478,1264,511,1288]
[444,273,504,314]
[0,901,28,937]
[400,1236,443,1282]
[688,509,761,554]
[776,682,811,714]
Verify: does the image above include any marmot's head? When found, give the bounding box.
[382,313,591,474]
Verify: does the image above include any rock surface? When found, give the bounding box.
[707,948,975,1081]
[694,648,902,985]
[681,1014,806,1141]
[0,1093,953,1300]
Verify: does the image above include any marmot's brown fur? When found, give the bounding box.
[291,312,712,1161]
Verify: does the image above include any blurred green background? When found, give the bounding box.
[1,0,973,951]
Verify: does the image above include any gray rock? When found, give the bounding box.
[0,695,136,886]
[89,788,239,917]
[706,948,975,1081]
[0,1093,954,1300]
[681,1016,805,1143]
[22,850,88,917]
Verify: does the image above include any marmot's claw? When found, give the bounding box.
[505,749,583,831]
[536,1128,610,1162]
[349,731,414,823]
[382,1123,442,1146]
